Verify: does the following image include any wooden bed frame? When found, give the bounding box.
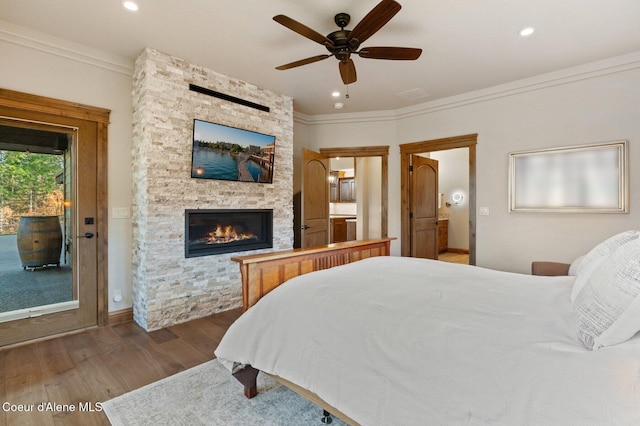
[229,238,394,425]
[232,238,394,311]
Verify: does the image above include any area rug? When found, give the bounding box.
[102,359,347,426]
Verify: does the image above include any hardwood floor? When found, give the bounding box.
[0,308,242,426]
[438,251,469,264]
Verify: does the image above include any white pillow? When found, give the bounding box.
[568,255,585,276]
[573,238,640,350]
[570,230,640,302]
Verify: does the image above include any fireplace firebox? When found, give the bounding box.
[185,209,273,258]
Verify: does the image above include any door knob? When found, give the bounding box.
[78,232,94,239]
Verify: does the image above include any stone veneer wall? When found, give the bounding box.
[132,48,294,331]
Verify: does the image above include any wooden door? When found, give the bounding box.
[410,155,439,259]
[302,149,329,248]
[0,90,108,346]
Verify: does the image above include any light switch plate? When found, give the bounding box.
[112,207,131,219]
[479,207,490,216]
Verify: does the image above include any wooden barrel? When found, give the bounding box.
[17,216,63,268]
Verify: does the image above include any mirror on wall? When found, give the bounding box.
[509,140,628,213]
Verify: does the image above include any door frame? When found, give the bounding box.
[319,145,389,238]
[0,88,110,328]
[400,134,477,264]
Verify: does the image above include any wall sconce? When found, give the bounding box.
[445,192,464,207]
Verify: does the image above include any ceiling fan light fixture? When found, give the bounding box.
[273,0,421,85]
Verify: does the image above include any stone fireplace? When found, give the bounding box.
[132,48,293,331]
[185,209,273,258]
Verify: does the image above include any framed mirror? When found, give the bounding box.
[509,140,628,213]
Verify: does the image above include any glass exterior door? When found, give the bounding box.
[0,129,76,323]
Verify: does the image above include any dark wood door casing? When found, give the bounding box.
[400,134,477,265]
[319,146,389,239]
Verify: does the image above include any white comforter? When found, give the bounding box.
[214,256,640,425]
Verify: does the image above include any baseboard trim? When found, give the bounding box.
[108,308,133,325]
[446,248,470,254]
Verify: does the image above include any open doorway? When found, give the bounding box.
[296,146,388,248]
[431,148,470,265]
[329,157,356,243]
[400,134,477,265]
[327,155,383,243]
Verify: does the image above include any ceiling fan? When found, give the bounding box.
[273,0,422,85]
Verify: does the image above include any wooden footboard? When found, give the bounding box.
[231,238,394,311]
[230,240,392,424]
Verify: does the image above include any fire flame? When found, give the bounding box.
[205,224,256,244]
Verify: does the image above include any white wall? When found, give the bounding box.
[300,53,640,273]
[4,19,639,289]
[0,20,135,311]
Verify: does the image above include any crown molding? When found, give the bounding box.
[0,19,134,76]
[3,17,638,124]
[395,51,640,120]
[297,50,640,126]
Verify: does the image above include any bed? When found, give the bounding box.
[214,233,640,425]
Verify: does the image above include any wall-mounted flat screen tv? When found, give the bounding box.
[191,119,276,183]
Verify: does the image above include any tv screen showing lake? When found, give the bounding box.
[191,119,276,183]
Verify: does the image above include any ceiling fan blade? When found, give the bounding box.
[348,0,401,45]
[273,15,334,47]
[276,55,330,70]
[358,47,422,60]
[339,59,357,85]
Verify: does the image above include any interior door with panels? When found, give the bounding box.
[301,148,329,248]
[410,155,439,259]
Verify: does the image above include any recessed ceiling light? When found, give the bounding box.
[519,27,535,37]
[123,1,139,11]
[332,91,341,97]
[334,102,344,109]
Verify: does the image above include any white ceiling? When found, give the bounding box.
[2,0,639,115]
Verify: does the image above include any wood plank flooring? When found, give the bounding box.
[0,308,242,426]
[438,251,469,264]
